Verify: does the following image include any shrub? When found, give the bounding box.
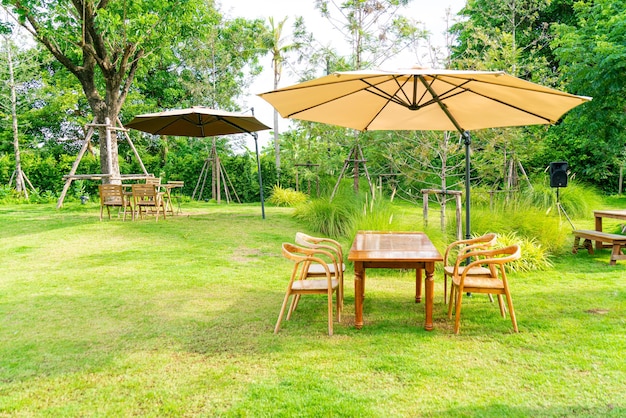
[496,231,553,272]
[267,185,308,207]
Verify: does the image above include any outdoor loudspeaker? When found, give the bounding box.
[550,161,568,188]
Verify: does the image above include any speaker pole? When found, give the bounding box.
[556,187,576,230]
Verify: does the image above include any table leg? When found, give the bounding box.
[164,188,174,216]
[354,261,364,329]
[415,267,422,303]
[595,215,603,251]
[424,262,434,331]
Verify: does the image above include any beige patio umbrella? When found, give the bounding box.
[258,67,591,236]
[125,106,270,137]
[126,106,271,218]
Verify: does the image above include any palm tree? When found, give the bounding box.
[267,17,296,183]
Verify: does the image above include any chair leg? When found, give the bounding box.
[454,290,464,334]
[447,285,456,318]
[339,274,344,311]
[287,294,300,320]
[336,288,342,323]
[443,275,447,304]
[497,294,506,317]
[274,292,292,334]
[504,290,518,332]
[327,290,334,336]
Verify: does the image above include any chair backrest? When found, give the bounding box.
[295,232,343,262]
[99,184,124,206]
[444,232,497,265]
[461,244,522,277]
[145,177,161,185]
[132,183,158,204]
[282,242,336,281]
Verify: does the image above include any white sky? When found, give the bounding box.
[224,0,468,150]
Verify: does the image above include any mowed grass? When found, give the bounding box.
[0,201,624,417]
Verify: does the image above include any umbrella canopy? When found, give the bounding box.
[258,68,590,132]
[258,67,591,235]
[126,107,270,218]
[125,106,270,137]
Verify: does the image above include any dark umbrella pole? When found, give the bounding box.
[463,131,472,240]
[253,132,265,219]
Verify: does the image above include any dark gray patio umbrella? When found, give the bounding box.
[126,107,271,218]
[259,67,591,236]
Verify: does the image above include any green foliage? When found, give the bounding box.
[293,196,357,238]
[519,181,603,220]
[458,182,602,254]
[496,231,553,272]
[349,196,399,234]
[547,0,626,191]
[267,185,308,207]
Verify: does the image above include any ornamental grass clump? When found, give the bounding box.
[267,185,308,207]
[496,231,553,272]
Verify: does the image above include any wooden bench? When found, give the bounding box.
[572,230,626,265]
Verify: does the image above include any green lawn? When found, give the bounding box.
[0,201,624,417]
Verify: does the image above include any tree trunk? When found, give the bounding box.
[8,43,26,197]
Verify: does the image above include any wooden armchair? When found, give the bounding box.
[145,177,161,185]
[275,242,342,336]
[447,244,522,334]
[98,184,132,221]
[131,183,166,221]
[294,232,344,309]
[443,233,498,303]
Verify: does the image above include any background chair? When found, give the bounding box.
[443,233,498,303]
[275,242,342,336]
[294,232,344,309]
[98,184,132,221]
[145,177,161,185]
[447,244,522,334]
[131,183,166,221]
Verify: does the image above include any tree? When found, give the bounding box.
[449,0,561,192]
[2,0,241,183]
[547,0,626,190]
[315,0,416,70]
[263,16,297,182]
[451,0,554,81]
[0,16,39,197]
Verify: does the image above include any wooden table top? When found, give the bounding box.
[348,231,443,263]
[593,209,626,219]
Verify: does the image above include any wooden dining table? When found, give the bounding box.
[348,231,443,331]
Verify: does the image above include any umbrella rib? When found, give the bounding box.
[150,118,182,135]
[432,76,569,123]
[361,77,422,109]
[418,75,465,132]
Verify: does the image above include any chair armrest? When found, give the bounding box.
[457,245,521,277]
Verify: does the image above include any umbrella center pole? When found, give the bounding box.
[463,132,472,240]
